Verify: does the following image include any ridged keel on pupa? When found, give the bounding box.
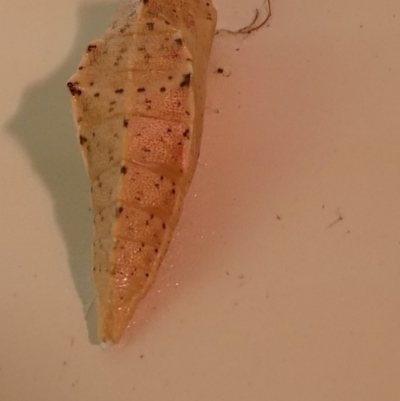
[67,0,217,344]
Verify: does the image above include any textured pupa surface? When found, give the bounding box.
[67,0,217,345]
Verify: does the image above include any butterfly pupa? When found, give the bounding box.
[67,0,217,345]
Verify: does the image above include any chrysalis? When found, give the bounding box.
[67,0,217,345]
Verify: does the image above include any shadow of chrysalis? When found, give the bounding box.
[7,1,119,345]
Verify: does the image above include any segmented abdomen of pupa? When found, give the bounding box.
[67,0,217,344]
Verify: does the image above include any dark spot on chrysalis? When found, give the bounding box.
[94,92,100,97]
[165,20,170,25]
[121,166,127,174]
[115,88,124,94]
[168,76,173,80]
[183,129,189,138]
[162,223,166,229]
[137,87,146,92]
[160,175,164,180]
[175,38,183,46]
[171,189,176,194]
[155,248,159,254]
[150,214,154,219]
[116,207,124,217]
[90,82,94,86]
[79,136,87,145]
[87,44,97,52]
[167,128,172,133]
[147,22,154,30]
[180,73,191,87]
[78,66,83,70]
[143,0,148,4]
[123,119,129,127]
[217,68,224,74]
[160,87,166,92]
[145,273,149,277]
[67,82,81,96]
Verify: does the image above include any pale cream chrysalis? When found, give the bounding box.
[67,0,217,345]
